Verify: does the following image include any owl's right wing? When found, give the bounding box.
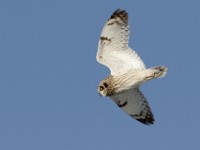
[96,9,146,75]
[110,88,154,125]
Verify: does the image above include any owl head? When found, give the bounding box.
[98,80,109,96]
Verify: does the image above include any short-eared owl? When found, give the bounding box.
[96,9,167,125]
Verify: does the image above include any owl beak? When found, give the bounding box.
[98,92,102,97]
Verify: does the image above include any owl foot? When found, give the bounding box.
[146,66,167,80]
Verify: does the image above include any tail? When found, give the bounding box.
[150,66,168,78]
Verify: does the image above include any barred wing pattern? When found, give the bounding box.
[111,88,154,125]
[96,9,146,75]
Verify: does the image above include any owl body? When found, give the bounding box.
[98,66,167,96]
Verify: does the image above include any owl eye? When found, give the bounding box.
[99,86,104,91]
[103,82,108,88]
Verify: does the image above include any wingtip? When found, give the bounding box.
[131,111,155,125]
[110,9,128,21]
[136,118,155,125]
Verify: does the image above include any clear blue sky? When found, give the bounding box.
[0,0,199,149]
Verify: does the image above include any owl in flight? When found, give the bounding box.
[96,9,167,125]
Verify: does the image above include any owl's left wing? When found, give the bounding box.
[110,88,154,125]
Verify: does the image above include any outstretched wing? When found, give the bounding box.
[96,9,146,75]
[110,88,154,125]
